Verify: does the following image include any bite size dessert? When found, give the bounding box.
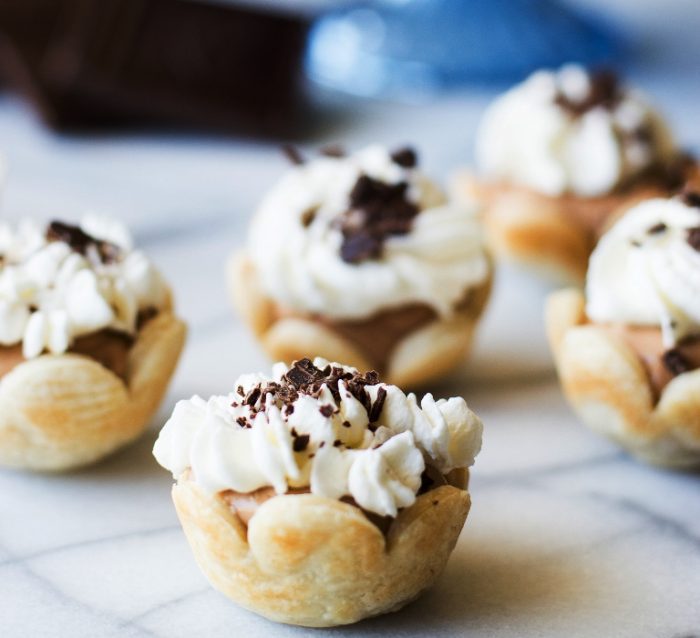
[0,216,186,471]
[453,65,694,283]
[153,357,483,627]
[547,190,700,467]
[229,144,492,388]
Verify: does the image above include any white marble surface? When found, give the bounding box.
[2,11,700,633]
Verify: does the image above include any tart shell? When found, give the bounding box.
[172,473,471,627]
[0,311,187,471]
[546,288,700,467]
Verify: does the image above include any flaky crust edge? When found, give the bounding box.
[172,475,470,627]
[0,311,187,471]
[451,170,664,285]
[226,251,491,388]
[546,288,700,467]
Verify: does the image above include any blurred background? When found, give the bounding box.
[0,0,698,384]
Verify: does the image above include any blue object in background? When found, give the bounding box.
[306,0,622,98]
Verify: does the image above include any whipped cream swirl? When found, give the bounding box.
[586,195,700,346]
[247,145,490,320]
[0,215,169,358]
[476,65,675,198]
[153,358,483,518]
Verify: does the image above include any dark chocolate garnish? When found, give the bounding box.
[554,68,621,116]
[271,359,381,416]
[281,144,305,165]
[285,357,328,389]
[687,226,700,251]
[319,144,345,158]
[368,386,387,423]
[647,222,667,235]
[300,206,318,228]
[390,147,417,168]
[338,174,420,264]
[681,190,700,208]
[662,349,691,377]
[319,404,334,418]
[292,434,310,452]
[46,220,121,264]
[243,386,261,407]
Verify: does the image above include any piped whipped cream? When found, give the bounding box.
[586,195,700,347]
[153,358,483,518]
[247,145,490,320]
[0,215,169,358]
[476,65,675,198]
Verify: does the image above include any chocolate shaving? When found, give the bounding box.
[338,175,420,263]
[46,221,121,264]
[281,144,305,165]
[244,386,261,407]
[292,434,310,452]
[301,206,318,228]
[319,404,334,418]
[333,439,342,447]
[390,147,417,168]
[368,386,387,423]
[687,227,700,251]
[647,222,667,235]
[662,349,691,377]
[236,416,249,428]
[285,358,327,389]
[257,358,383,420]
[319,144,345,158]
[554,69,621,116]
[681,190,700,208]
[342,420,352,428]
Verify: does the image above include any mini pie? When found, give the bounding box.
[153,357,483,627]
[228,144,492,388]
[0,216,186,471]
[452,65,692,283]
[547,191,700,467]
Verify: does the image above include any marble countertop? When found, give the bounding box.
[2,18,700,634]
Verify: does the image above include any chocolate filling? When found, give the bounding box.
[327,303,437,370]
[0,309,158,382]
[599,324,700,399]
[219,463,447,533]
[274,277,490,373]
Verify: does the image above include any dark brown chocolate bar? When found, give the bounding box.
[0,0,311,135]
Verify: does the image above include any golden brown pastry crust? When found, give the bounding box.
[451,170,669,284]
[172,473,471,627]
[0,311,187,471]
[227,252,492,388]
[546,288,700,467]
